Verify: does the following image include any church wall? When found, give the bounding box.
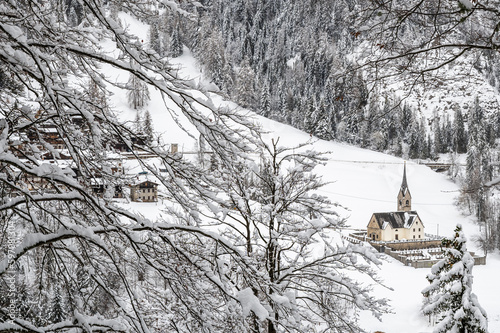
[367,216,382,241]
[406,218,424,240]
[380,224,396,242]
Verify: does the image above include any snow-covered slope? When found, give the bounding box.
[248,107,500,333]
[108,14,500,333]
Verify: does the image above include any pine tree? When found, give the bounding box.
[465,98,492,216]
[303,98,316,135]
[200,28,226,87]
[134,110,142,134]
[235,59,257,108]
[143,109,154,142]
[259,83,271,118]
[148,17,161,55]
[314,98,332,140]
[169,23,183,58]
[65,0,83,27]
[453,108,467,154]
[87,79,107,115]
[433,120,443,155]
[126,73,150,110]
[47,284,67,323]
[422,224,488,333]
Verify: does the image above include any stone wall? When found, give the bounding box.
[347,232,486,268]
[383,239,442,251]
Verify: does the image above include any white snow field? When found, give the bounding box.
[105,12,500,333]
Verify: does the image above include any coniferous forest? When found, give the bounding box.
[177,0,500,253]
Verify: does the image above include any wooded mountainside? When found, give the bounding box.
[170,0,500,160]
[174,0,500,252]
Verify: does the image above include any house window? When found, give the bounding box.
[395,234,399,240]
[413,228,415,232]
[419,235,421,238]
[413,235,415,239]
[418,228,421,232]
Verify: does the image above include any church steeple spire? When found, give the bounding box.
[397,162,412,211]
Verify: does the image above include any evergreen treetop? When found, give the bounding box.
[422,224,488,333]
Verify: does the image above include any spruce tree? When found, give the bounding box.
[465,98,492,216]
[235,59,257,108]
[126,73,150,110]
[453,109,467,154]
[143,109,154,142]
[47,285,67,323]
[169,23,183,58]
[148,18,161,55]
[259,83,271,118]
[422,224,488,333]
[314,98,332,140]
[134,110,142,134]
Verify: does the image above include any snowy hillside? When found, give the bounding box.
[104,22,500,330]
[5,1,500,332]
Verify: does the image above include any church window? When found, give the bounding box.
[413,235,415,239]
[419,235,421,238]
[395,234,399,240]
[406,200,409,205]
[413,228,415,232]
[418,228,421,232]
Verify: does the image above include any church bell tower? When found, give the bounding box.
[397,162,412,212]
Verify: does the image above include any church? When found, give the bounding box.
[366,163,425,242]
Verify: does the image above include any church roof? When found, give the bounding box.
[372,211,420,230]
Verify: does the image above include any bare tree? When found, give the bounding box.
[210,137,390,333]
[0,0,262,331]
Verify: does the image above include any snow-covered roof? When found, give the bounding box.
[130,173,159,186]
[371,211,421,230]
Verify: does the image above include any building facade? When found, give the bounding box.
[130,180,158,202]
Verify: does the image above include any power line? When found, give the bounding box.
[328,159,404,165]
[318,189,456,206]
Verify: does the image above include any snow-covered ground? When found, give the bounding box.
[251,114,500,333]
[105,13,500,333]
